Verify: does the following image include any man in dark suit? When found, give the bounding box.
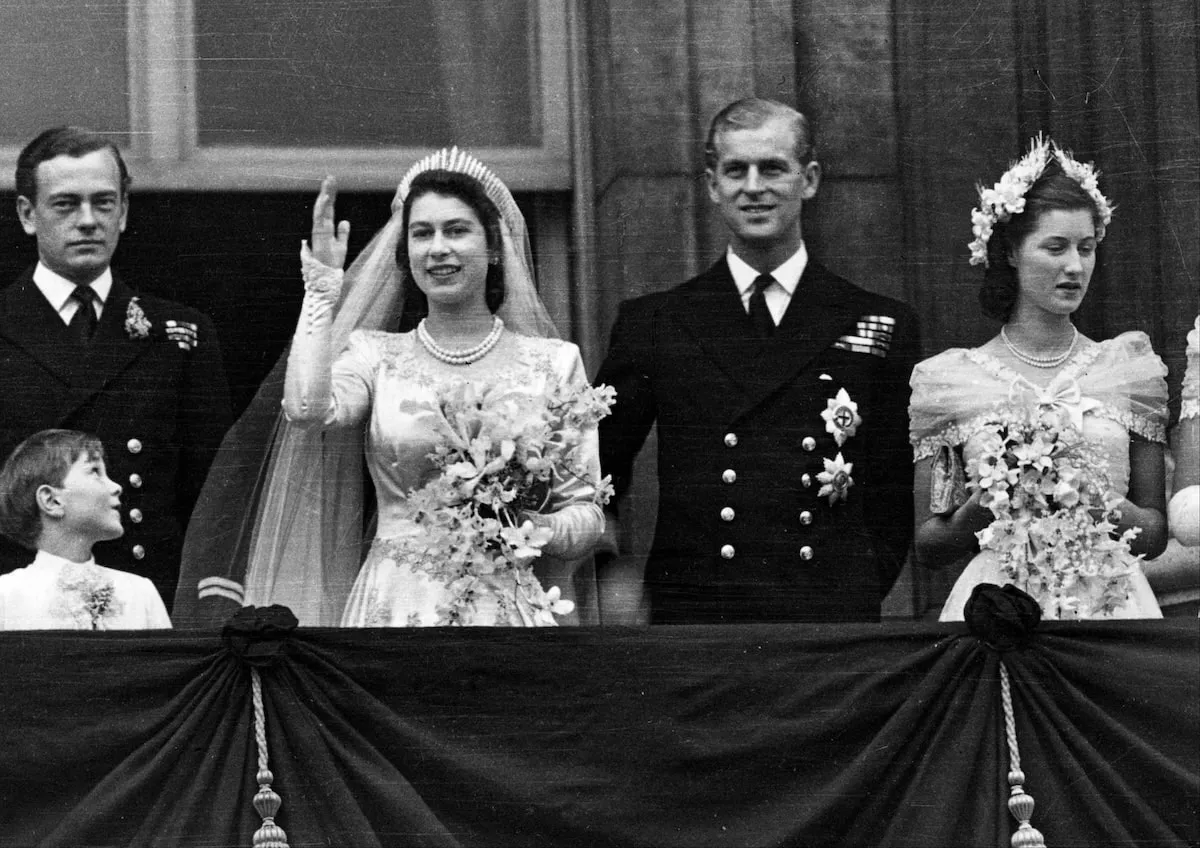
[0,127,231,610]
[596,98,920,624]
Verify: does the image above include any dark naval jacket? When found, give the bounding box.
[0,268,231,607]
[597,257,920,623]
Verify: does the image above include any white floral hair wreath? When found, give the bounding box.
[968,134,1114,267]
[393,146,523,238]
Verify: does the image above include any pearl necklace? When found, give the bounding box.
[1001,324,1078,369]
[417,316,505,365]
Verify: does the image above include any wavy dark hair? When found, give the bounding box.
[704,98,816,172]
[395,170,505,331]
[16,126,131,202]
[979,162,1105,322]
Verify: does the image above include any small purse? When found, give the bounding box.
[929,444,968,515]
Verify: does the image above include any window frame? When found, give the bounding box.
[1,0,571,193]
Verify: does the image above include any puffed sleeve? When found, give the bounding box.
[909,349,979,461]
[910,349,987,515]
[1181,316,1199,422]
[1080,331,1168,443]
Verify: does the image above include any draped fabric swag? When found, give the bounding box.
[0,621,1196,847]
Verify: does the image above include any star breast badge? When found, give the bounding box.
[820,387,862,447]
[817,453,854,505]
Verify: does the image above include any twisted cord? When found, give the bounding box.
[1000,661,1021,770]
[252,669,269,771]
[999,661,1046,848]
[250,668,289,847]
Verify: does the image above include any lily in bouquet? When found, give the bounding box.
[967,407,1141,619]
[399,378,615,623]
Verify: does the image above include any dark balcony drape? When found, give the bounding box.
[0,620,1196,848]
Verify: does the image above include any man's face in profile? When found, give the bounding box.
[706,116,820,257]
[17,149,128,286]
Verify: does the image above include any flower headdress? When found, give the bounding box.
[968,134,1114,267]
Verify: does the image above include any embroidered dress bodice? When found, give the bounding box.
[319,329,603,627]
[910,331,1168,620]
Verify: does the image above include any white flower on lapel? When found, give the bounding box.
[817,453,854,505]
[54,565,124,630]
[124,297,151,340]
[820,387,862,447]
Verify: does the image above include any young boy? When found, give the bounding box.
[0,429,171,629]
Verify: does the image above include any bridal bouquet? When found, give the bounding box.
[399,378,614,617]
[967,407,1141,619]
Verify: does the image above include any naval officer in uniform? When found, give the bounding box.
[0,127,231,610]
[596,98,920,624]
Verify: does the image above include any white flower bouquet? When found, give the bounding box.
[397,378,614,623]
[968,408,1141,619]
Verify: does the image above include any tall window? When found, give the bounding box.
[0,0,571,192]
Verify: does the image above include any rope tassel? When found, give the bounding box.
[250,668,289,848]
[1000,661,1046,848]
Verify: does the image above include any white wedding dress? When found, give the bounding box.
[910,331,1167,621]
[318,329,604,627]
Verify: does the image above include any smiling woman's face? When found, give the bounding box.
[1009,207,1097,319]
[406,192,491,311]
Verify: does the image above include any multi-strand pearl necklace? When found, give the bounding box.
[417,316,505,365]
[1001,324,1078,369]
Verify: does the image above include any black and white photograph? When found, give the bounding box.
[0,1,1196,845]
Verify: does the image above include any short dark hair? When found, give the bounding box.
[395,169,506,331]
[979,162,1106,322]
[0,429,105,550]
[704,98,816,172]
[15,127,132,203]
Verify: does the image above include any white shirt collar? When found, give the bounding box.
[33,262,113,313]
[726,243,808,297]
[31,549,98,570]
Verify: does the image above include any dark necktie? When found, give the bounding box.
[68,285,99,343]
[748,273,775,338]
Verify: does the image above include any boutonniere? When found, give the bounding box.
[820,387,862,447]
[817,452,854,505]
[124,297,151,340]
[54,566,125,630]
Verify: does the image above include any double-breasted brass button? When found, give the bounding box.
[720,507,735,522]
[801,473,813,488]
[128,473,143,489]
[799,545,815,561]
[720,544,736,559]
[722,469,737,484]
[724,433,738,448]
[801,436,817,452]
[128,508,143,523]
[132,544,146,560]
[799,510,813,526]
[127,438,143,454]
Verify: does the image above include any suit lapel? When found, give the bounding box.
[72,276,155,397]
[670,259,764,393]
[0,271,155,412]
[0,269,86,388]
[734,262,863,417]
